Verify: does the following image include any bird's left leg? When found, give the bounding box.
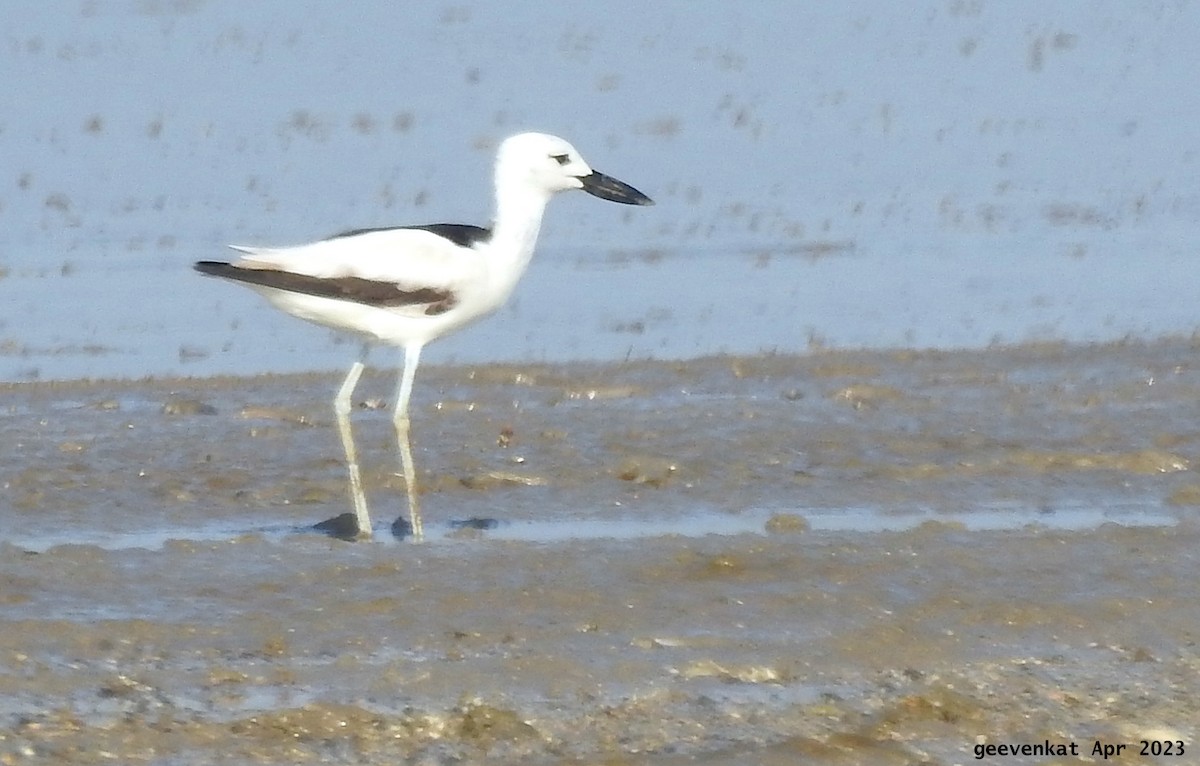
[334,346,372,539]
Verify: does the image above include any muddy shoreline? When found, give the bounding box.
[2,339,1198,764]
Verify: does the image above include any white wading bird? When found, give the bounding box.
[195,132,654,541]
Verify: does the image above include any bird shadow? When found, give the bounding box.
[310,513,365,541]
[311,513,499,541]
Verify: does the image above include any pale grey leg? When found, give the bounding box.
[394,343,425,542]
[333,348,372,539]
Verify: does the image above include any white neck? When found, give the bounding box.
[484,181,553,295]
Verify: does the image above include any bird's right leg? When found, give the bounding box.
[393,343,424,542]
[334,351,372,539]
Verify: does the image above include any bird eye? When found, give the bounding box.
[551,153,570,166]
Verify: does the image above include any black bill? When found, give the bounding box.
[579,171,654,206]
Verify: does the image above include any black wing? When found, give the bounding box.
[325,223,492,249]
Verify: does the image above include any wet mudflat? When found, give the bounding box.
[2,338,1199,764]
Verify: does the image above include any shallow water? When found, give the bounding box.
[2,505,1179,555]
[5,3,1200,382]
[2,339,1199,764]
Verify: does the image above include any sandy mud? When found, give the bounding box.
[2,338,1199,764]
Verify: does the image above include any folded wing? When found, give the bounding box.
[197,225,493,315]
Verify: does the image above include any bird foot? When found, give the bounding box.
[313,512,370,541]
